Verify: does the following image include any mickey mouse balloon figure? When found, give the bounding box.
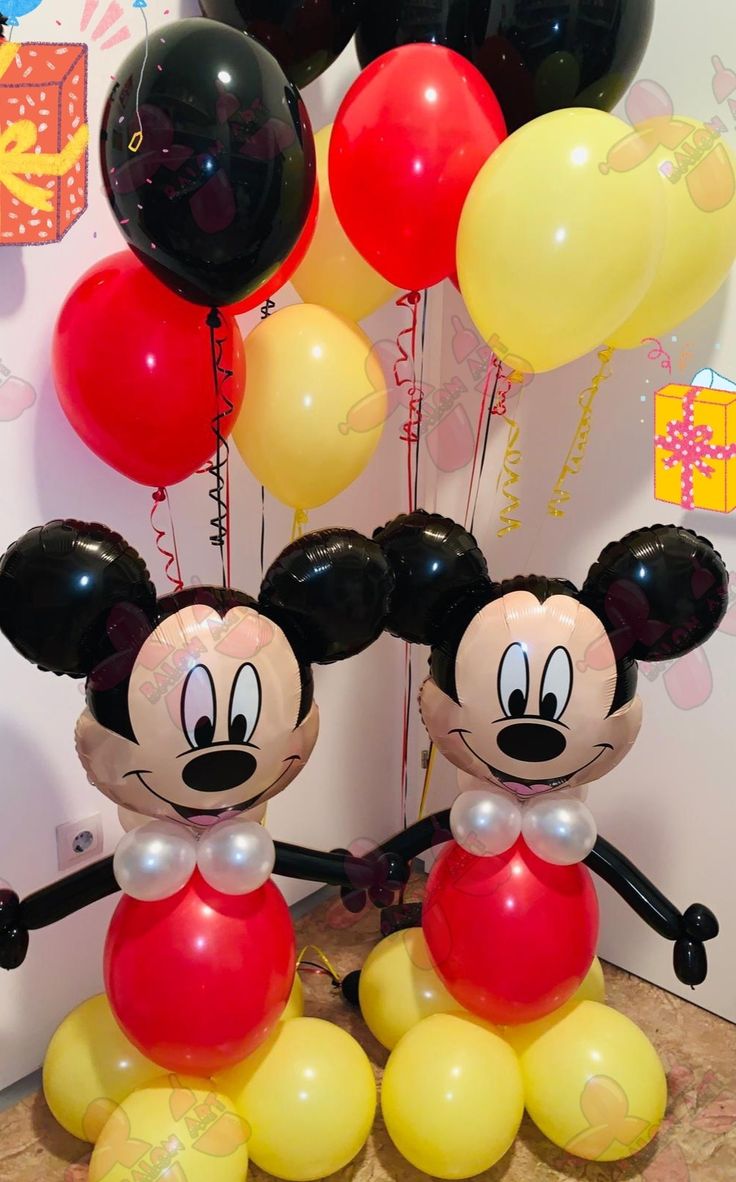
[0,520,403,978]
[372,512,727,1018]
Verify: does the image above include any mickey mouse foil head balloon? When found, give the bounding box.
[0,520,394,909]
[377,512,728,866]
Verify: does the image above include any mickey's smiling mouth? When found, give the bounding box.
[124,756,301,818]
[450,730,613,792]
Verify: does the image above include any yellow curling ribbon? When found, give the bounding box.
[547,346,616,519]
[0,43,89,215]
[296,945,342,983]
[290,508,309,541]
[496,370,525,538]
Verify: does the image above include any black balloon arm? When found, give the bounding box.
[14,841,401,932]
[584,835,681,940]
[377,815,717,985]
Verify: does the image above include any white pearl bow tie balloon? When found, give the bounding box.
[113,817,276,901]
[449,775,597,867]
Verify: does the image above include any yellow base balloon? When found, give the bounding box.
[381,1013,524,1179]
[281,972,304,1022]
[359,928,461,1050]
[608,119,736,347]
[89,1075,249,1182]
[520,1000,667,1162]
[457,108,664,374]
[217,1017,376,1182]
[291,125,396,322]
[502,957,606,1055]
[233,304,386,510]
[43,994,161,1142]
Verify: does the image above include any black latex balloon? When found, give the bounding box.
[199,0,363,90]
[100,18,316,306]
[260,529,393,664]
[355,0,655,133]
[0,520,156,678]
[375,511,491,646]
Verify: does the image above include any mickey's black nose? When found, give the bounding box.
[182,749,256,792]
[497,722,566,763]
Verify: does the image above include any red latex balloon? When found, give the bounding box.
[225,179,319,316]
[329,44,506,291]
[53,253,245,487]
[423,839,599,1025]
[104,870,295,1075]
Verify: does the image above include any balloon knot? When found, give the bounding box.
[152,487,166,503]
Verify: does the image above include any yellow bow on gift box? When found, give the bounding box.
[0,41,89,215]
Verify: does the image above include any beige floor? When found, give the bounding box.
[1,880,735,1182]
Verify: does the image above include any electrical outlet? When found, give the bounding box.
[56,814,103,872]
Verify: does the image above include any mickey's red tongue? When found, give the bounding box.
[506,781,550,798]
[190,809,242,828]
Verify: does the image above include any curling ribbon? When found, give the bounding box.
[150,488,184,592]
[496,370,525,537]
[547,346,616,519]
[395,290,423,511]
[642,337,673,374]
[290,508,309,541]
[464,353,500,528]
[206,308,235,586]
[296,944,342,983]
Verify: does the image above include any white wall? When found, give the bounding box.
[0,1,405,1087]
[2,0,735,1092]
[417,0,736,1024]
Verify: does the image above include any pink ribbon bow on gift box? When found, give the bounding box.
[655,387,736,510]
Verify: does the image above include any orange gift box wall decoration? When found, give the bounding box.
[0,39,89,246]
[654,383,736,514]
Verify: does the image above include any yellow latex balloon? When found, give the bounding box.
[292,125,396,321]
[217,1017,376,1181]
[608,119,736,347]
[233,304,386,510]
[359,928,461,1050]
[42,994,161,1142]
[502,957,606,1055]
[281,972,304,1021]
[457,108,664,374]
[381,1013,524,1179]
[520,1001,667,1162]
[88,1075,249,1182]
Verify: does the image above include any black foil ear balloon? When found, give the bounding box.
[355,1,655,133]
[199,0,363,90]
[100,18,316,306]
[0,521,156,678]
[374,511,491,646]
[581,525,728,664]
[260,529,394,665]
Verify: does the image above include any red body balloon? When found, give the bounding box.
[329,45,506,291]
[53,253,245,487]
[423,839,599,1025]
[104,871,296,1075]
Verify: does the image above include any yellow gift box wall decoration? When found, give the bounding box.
[654,384,736,513]
[0,40,89,245]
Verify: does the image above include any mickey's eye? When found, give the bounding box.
[540,647,573,721]
[498,643,529,718]
[181,665,216,748]
[229,663,261,745]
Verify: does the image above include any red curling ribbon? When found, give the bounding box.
[150,487,184,592]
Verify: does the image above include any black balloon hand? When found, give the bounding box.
[336,847,409,914]
[0,887,29,970]
[673,903,719,987]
